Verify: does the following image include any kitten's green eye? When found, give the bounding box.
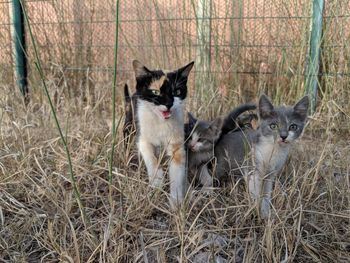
[174,89,181,96]
[150,89,160,95]
[289,124,298,131]
[270,123,278,130]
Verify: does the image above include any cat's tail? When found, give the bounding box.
[221,103,257,134]
[124,83,131,103]
[123,83,136,145]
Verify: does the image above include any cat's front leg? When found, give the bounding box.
[260,173,276,219]
[248,170,277,219]
[168,143,187,206]
[247,169,262,203]
[199,164,212,187]
[138,139,164,188]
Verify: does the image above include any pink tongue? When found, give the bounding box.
[161,110,171,119]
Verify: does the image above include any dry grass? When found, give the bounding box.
[1,0,350,262]
[0,79,349,262]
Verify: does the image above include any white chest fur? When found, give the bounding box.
[137,98,185,147]
[254,136,290,174]
[137,98,187,206]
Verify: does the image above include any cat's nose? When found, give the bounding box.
[280,133,288,141]
[165,102,173,110]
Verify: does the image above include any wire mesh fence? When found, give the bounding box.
[1,0,350,107]
[0,0,13,84]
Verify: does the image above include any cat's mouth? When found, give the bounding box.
[278,139,290,145]
[160,110,172,119]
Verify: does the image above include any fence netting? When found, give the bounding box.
[1,0,349,105]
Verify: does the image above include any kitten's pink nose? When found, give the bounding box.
[189,142,195,151]
[280,132,288,141]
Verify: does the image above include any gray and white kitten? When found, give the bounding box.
[186,103,256,187]
[214,94,309,218]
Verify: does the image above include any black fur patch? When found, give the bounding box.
[133,60,194,109]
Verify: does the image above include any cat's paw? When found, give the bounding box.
[260,207,269,220]
[260,198,271,219]
[169,195,184,210]
[201,186,214,196]
[149,169,164,188]
[199,175,213,188]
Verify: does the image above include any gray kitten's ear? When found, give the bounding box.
[132,60,150,78]
[208,117,223,135]
[259,94,274,118]
[294,95,309,121]
[187,112,197,125]
[177,61,195,78]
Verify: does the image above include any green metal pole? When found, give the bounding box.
[305,0,324,113]
[12,0,28,100]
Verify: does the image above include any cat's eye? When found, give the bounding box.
[289,124,298,131]
[174,89,181,96]
[150,89,160,95]
[270,123,278,130]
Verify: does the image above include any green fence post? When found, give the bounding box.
[11,0,28,101]
[305,0,324,113]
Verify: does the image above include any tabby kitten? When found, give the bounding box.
[214,94,309,218]
[186,114,223,187]
[186,103,256,187]
[133,60,194,206]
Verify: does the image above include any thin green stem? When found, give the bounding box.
[108,0,121,201]
[20,0,89,228]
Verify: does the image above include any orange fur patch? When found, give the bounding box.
[150,76,167,91]
[172,143,185,165]
[251,118,259,130]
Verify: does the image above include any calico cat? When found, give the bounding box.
[186,103,256,187]
[133,60,194,206]
[214,94,309,218]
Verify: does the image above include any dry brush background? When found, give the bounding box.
[0,0,350,262]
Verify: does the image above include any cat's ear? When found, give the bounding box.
[176,61,195,78]
[132,60,150,78]
[187,112,197,125]
[208,117,223,136]
[293,95,309,121]
[124,84,131,103]
[259,94,274,119]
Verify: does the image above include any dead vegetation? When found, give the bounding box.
[1,0,350,262]
[0,81,349,262]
